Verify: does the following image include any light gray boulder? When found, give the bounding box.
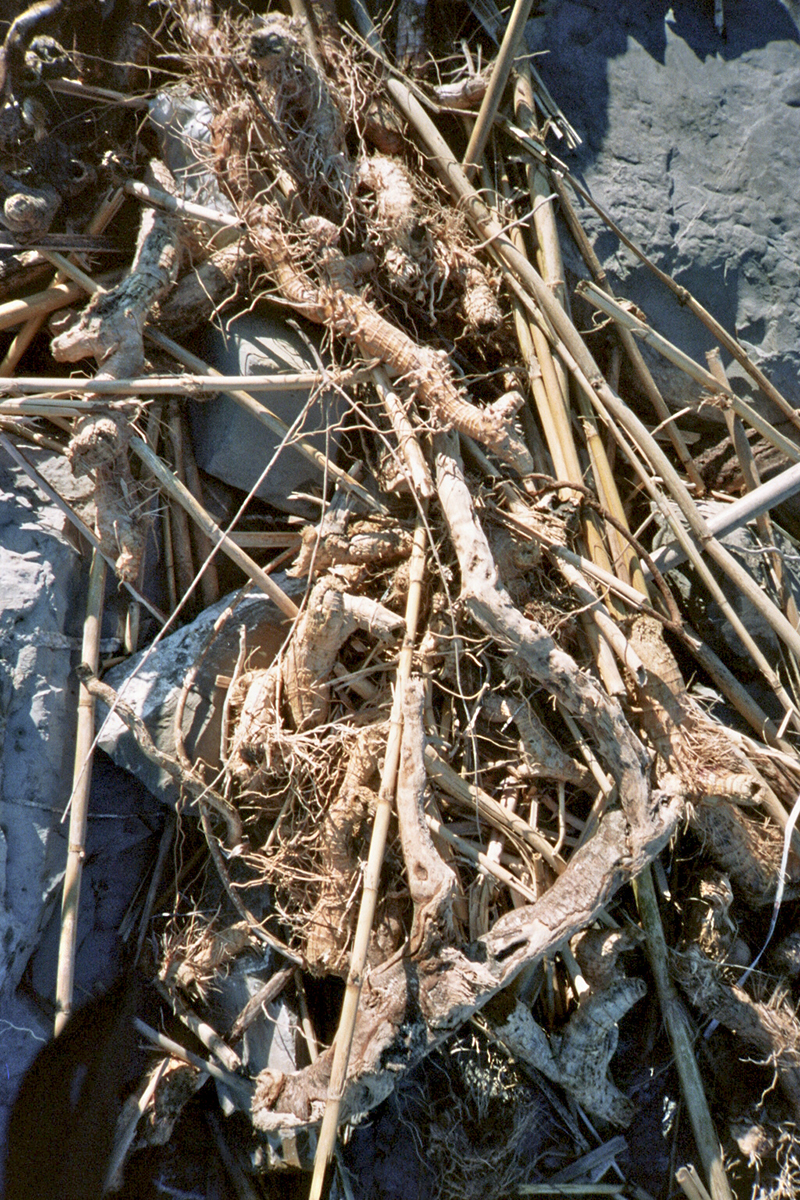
[531,1,800,423]
[0,449,84,1001]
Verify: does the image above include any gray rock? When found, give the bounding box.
[96,582,303,806]
[191,310,346,517]
[532,1,800,425]
[0,448,84,1002]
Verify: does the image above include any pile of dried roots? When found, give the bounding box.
[5,1,800,1198]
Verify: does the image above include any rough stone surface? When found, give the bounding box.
[0,450,166,1185]
[531,1,800,426]
[0,448,84,1002]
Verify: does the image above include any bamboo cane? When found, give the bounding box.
[308,514,428,1200]
[635,867,734,1200]
[462,0,536,177]
[54,549,106,1034]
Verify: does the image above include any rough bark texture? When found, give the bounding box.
[250,434,683,1132]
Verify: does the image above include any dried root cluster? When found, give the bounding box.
[5,2,800,1199]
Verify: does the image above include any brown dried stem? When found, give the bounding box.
[54,549,106,1034]
[308,513,428,1199]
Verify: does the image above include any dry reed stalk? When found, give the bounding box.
[124,178,244,233]
[497,155,629,683]
[500,177,579,485]
[647,460,800,578]
[424,745,567,872]
[634,867,734,1200]
[707,348,800,633]
[178,414,220,609]
[0,273,118,332]
[0,398,136,416]
[166,403,197,606]
[0,417,65,452]
[425,814,538,905]
[512,79,644,595]
[308,514,428,1199]
[0,372,351,395]
[133,1018,254,1106]
[676,1165,715,1200]
[614,421,800,733]
[497,177,625,695]
[513,69,566,311]
[155,981,242,1074]
[554,557,646,684]
[131,436,299,620]
[370,364,434,499]
[576,280,800,464]
[462,0,536,177]
[554,309,800,705]
[352,3,800,702]
[551,169,705,493]
[161,485,178,614]
[54,549,106,1035]
[0,189,125,377]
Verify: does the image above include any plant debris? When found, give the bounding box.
[5,3,800,1200]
